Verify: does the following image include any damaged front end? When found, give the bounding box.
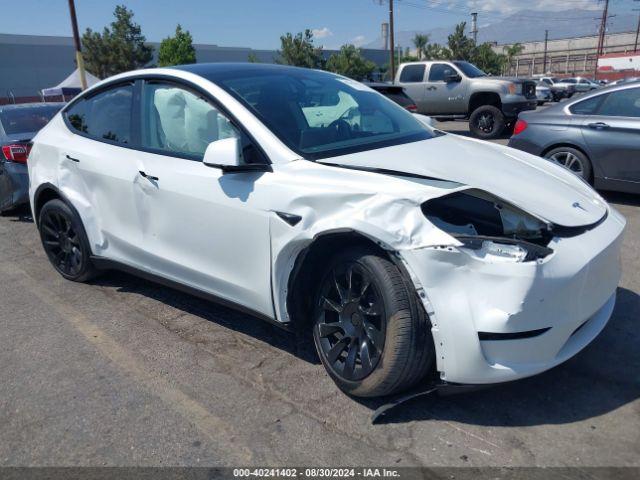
[399,188,625,385]
[422,189,555,263]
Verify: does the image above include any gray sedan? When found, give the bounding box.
[0,103,63,212]
[508,83,640,194]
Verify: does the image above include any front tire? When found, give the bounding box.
[38,199,99,282]
[469,105,505,139]
[312,247,435,397]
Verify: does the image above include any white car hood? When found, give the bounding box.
[319,134,607,227]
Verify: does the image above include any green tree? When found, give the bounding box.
[326,44,376,80]
[82,5,153,78]
[423,42,451,60]
[503,43,524,75]
[277,29,325,69]
[447,22,475,61]
[158,24,196,67]
[473,42,507,75]
[412,33,429,60]
[247,53,260,63]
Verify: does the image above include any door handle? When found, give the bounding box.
[139,170,159,181]
[427,86,437,91]
[587,122,610,129]
[66,154,80,163]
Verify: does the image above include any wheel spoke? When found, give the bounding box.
[333,271,348,304]
[322,297,342,313]
[42,224,59,239]
[343,339,357,380]
[317,322,343,338]
[345,267,353,302]
[359,337,373,374]
[364,321,384,348]
[326,336,350,364]
[360,301,382,316]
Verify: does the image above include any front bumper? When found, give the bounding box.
[501,98,538,118]
[0,162,29,211]
[401,207,626,384]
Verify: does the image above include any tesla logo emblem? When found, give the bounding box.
[573,201,587,211]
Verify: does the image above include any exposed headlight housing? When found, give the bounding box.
[422,190,554,262]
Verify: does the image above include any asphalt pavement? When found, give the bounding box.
[1,123,639,468]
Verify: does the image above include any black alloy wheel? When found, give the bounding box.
[38,199,98,282]
[314,263,385,381]
[312,247,436,397]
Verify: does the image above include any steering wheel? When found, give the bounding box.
[328,118,352,141]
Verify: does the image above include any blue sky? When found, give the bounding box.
[2,0,637,49]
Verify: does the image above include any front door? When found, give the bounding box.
[423,63,467,115]
[135,80,274,317]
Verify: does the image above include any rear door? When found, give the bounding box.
[423,63,467,114]
[61,81,147,264]
[580,86,640,184]
[396,64,428,112]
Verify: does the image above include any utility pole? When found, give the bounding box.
[471,12,478,44]
[634,2,640,52]
[594,0,610,79]
[389,0,396,83]
[67,0,87,90]
[542,29,549,74]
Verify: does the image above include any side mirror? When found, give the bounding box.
[445,73,462,83]
[203,137,272,174]
[203,137,241,169]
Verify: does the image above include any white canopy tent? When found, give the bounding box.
[42,68,100,100]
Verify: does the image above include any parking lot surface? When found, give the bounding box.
[1,124,639,467]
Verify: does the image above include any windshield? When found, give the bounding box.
[205,68,433,160]
[0,105,61,136]
[452,61,487,78]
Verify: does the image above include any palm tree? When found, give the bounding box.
[503,43,524,75]
[413,33,429,60]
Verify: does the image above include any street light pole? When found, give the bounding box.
[542,29,549,74]
[389,0,395,83]
[67,0,87,90]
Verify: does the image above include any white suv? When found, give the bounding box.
[28,64,625,397]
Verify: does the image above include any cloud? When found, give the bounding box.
[312,27,333,39]
[461,0,599,15]
[351,35,367,47]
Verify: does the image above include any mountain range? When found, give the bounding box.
[364,9,639,48]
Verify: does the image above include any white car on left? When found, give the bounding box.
[28,64,624,398]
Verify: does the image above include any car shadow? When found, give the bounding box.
[89,269,320,364]
[601,191,640,207]
[361,287,640,426]
[1,204,33,223]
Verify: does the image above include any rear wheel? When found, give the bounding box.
[312,247,435,397]
[545,146,592,183]
[38,199,99,282]
[469,105,505,139]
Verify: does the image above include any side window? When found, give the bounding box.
[65,84,133,144]
[142,82,240,158]
[597,88,640,118]
[542,79,552,85]
[569,95,604,115]
[142,81,267,164]
[399,65,426,83]
[428,64,454,82]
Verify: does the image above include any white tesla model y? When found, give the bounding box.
[28,64,625,397]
